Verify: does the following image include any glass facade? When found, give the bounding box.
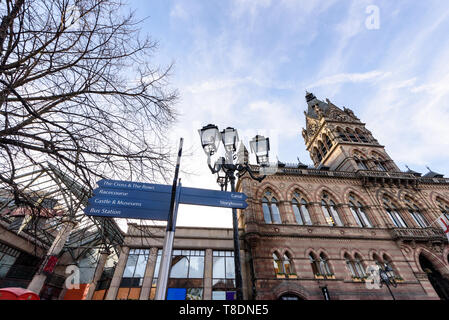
[151,249,205,300]
[117,249,150,300]
[212,251,236,300]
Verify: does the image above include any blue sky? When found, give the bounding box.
[122,0,449,228]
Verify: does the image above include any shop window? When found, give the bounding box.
[118,249,150,300]
[212,251,236,301]
[151,249,205,300]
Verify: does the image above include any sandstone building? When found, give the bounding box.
[236,92,449,300]
[86,93,449,300]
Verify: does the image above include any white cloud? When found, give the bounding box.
[307,70,391,88]
[170,2,190,20]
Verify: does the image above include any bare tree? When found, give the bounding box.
[0,0,178,207]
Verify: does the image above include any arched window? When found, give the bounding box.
[313,147,322,163]
[346,128,359,142]
[283,253,292,275]
[355,129,369,143]
[318,141,327,158]
[383,255,397,278]
[319,253,332,276]
[372,153,388,172]
[321,192,343,226]
[354,155,369,170]
[383,196,408,228]
[292,192,312,225]
[353,151,369,170]
[405,198,428,228]
[345,253,357,277]
[345,253,366,278]
[354,254,366,278]
[273,253,282,274]
[262,190,282,224]
[373,254,383,268]
[337,127,349,142]
[349,194,372,228]
[324,134,333,150]
[436,198,449,220]
[309,253,320,276]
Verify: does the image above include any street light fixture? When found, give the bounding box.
[250,135,270,167]
[199,124,270,300]
[379,263,398,300]
[199,124,221,156]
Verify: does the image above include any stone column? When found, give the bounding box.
[240,249,249,300]
[337,204,358,227]
[139,247,159,300]
[203,249,213,300]
[105,246,129,300]
[309,202,327,225]
[282,201,296,224]
[85,250,110,300]
[27,219,77,295]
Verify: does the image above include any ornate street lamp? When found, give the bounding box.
[379,263,397,300]
[199,124,221,156]
[199,124,270,300]
[250,135,270,167]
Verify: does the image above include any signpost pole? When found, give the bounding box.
[228,171,244,300]
[155,138,183,300]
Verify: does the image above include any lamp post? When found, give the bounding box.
[199,124,270,300]
[379,263,397,300]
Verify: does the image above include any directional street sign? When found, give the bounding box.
[84,179,249,220]
[84,205,170,220]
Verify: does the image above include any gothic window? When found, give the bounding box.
[313,147,322,163]
[354,254,366,278]
[262,190,282,224]
[321,192,343,226]
[383,196,408,228]
[319,253,332,276]
[345,253,357,277]
[354,156,369,170]
[382,254,397,278]
[372,153,388,171]
[318,141,327,158]
[373,254,383,268]
[309,253,320,276]
[337,127,349,142]
[346,128,359,142]
[405,198,428,228]
[355,129,369,143]
[273,252,282,274]
[291,192,312,225]
[349,194,372,228]
[324,134,333,150]
[283,253,293,275]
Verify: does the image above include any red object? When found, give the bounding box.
[0,287,40,300]
[42,255,58,274]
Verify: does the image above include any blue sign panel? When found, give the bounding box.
[97,179,172,193]
[84,205,169,220]
[84,179,249,220]
[93,188,172,202]
[180,186,247,201]
[180,193,248,209]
